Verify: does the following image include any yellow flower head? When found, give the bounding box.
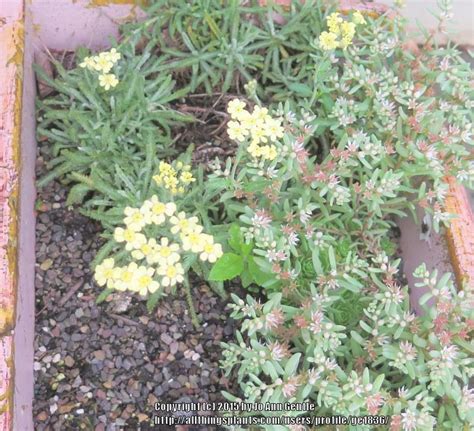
[248,141,263,159]
[131,266,160,296]
[94,258,115,288]
[227,99,247,120]
[113,262,138,291]
[238,110,256,129]
[153,161,194,194]
[80,49,121,89]
[106,48,121,63]
[340,21,356,46]
[114,228,146,251]
[100,202,222,300]
[227,120,249,142]
[319,31,339,51]
[226,102,284,162]
[123,206,150,232]
[353,11,366,25]
[320,11,358,50]
[170,212,200,235]
[94,54,114,73]
[180,227,205,253]
[250,125,268,145]
[79,56,96,70]
[152,237,181,266]
[327,12,343,34]
[199,235,223,263]
[129,233,147,252]
[180,171,195,185]
[114,227,137,243]
[98,73,119,90]
[158,161,174,174]
[157,262,185,287]
[141,196,176,225]
[252,106,271,122]
[131,238,158,262]
[259,144,278,161]
[264,118,285,142]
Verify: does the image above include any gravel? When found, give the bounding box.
[34,146,240,430]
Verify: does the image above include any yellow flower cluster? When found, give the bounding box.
[153,161,195,195]
[79,48,121,91]
[94,196,223,296]
[319,11,365,51]
[226,99,284,161]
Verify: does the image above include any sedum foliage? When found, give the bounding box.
[211,99,473,430]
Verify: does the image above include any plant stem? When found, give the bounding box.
[184,275,200,329]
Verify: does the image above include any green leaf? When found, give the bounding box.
[311,248,322,274]
[320,94,334,111]
[419,292,433,306]
[285,353,301,376]
[406,361,416,379]
[248,257,273,287]
[288,82,312,97]
[241,241,253,257]
[208,253,244,281]
[228,224,242,252]
[91,239,116,268]
[66,183,91,206]
[263,361,279,380]
[350,330,365,346]
[96,288,113,304]
[395,142,409,158]
[244,178,269,192]
[146,291,163,313]
[328,246,336,271]
[373,374,385,392]
[413,334,427,348]
[221,391,238,402]
[240,269,253,288]
[454,336,474,354]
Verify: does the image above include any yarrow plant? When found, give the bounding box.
[93,161,223,326]
[95,195,222,325]
[79,48,121,90]
[98,201,222,288]
[319,11,365,50]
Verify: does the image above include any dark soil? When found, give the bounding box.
[172,93,239,165]
[34,145,240,431]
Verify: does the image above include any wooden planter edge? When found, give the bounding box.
[0,1,24,430]
[445,177,474,289]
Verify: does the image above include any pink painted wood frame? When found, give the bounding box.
[0,1,24,429]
